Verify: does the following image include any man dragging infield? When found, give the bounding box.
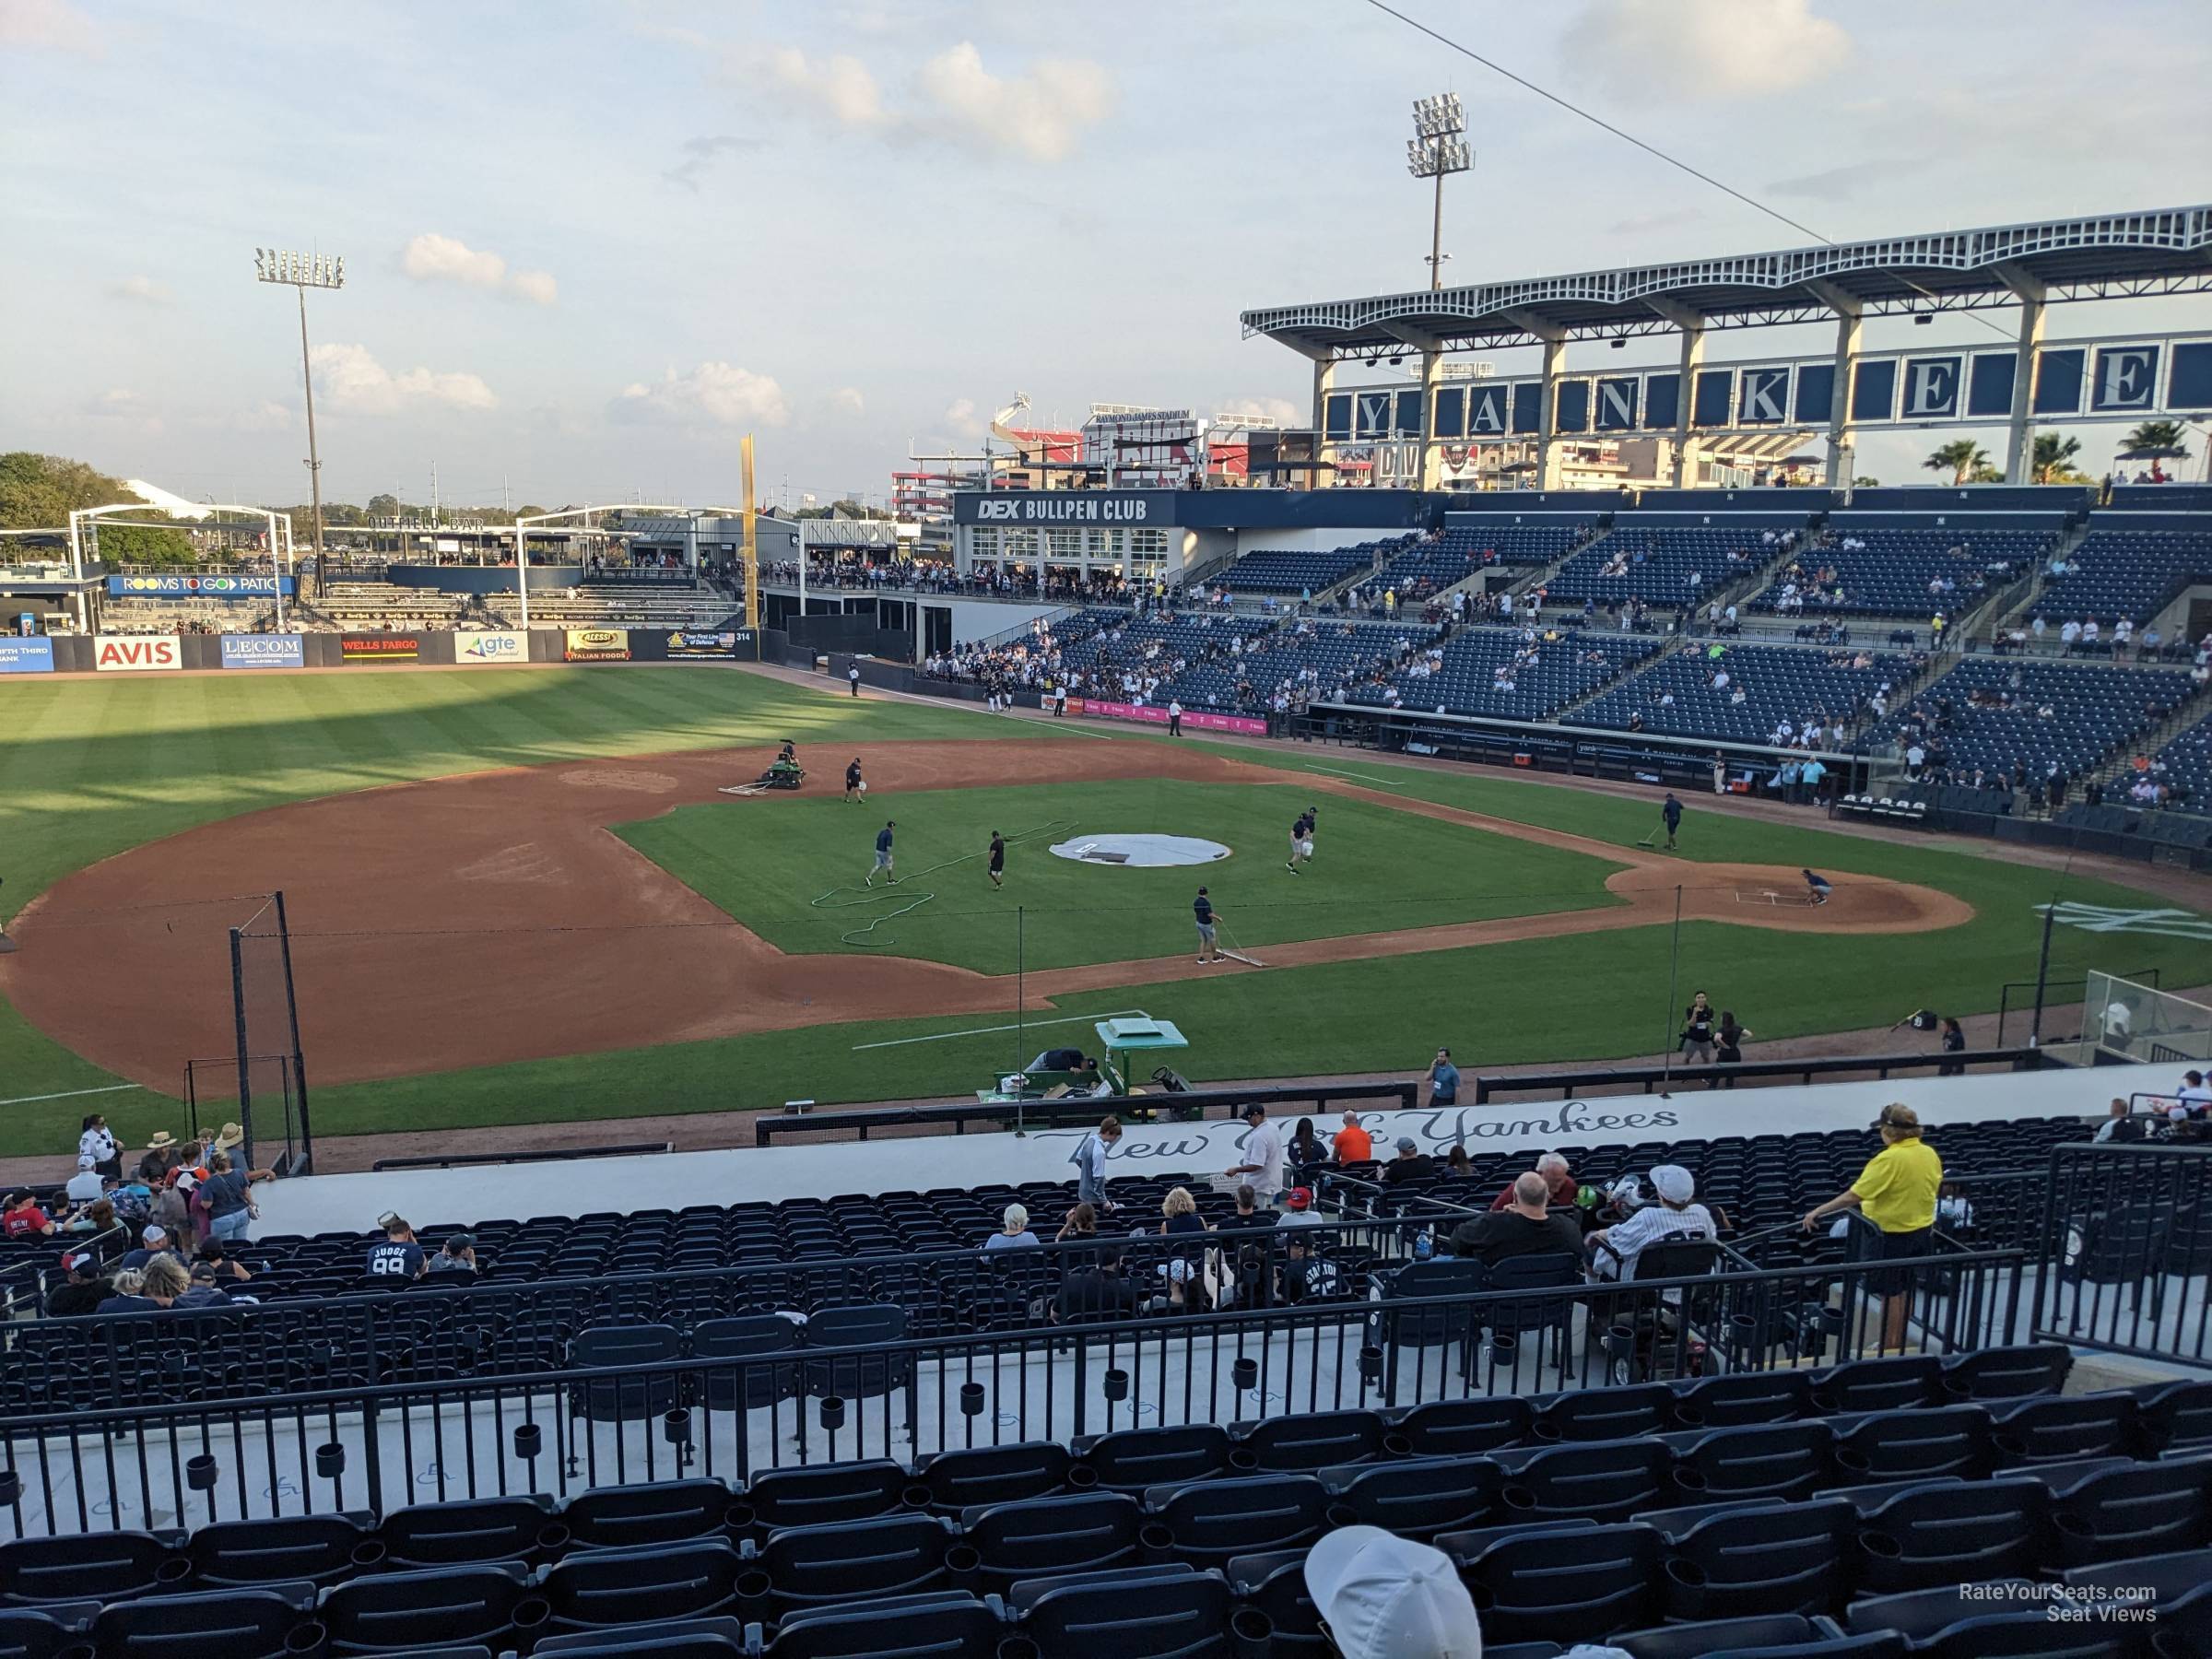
[865,819,896,886]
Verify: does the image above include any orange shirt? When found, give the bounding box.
[1333,1123,1373,1164]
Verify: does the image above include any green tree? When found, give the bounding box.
[1923,441,1990,486]
[96,524,197,566]
[1968,464,2005,484]
[0,452,135,529]
[2031,433,2087,485]
[365,493,400,520]
[1852,475,1880,487]
[2121,420,2188,457]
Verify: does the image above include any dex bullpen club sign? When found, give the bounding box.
[94,635,182,672]
[565,628,631,662]
[342,634,420,663]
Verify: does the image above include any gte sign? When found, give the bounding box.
[94,635,182,672]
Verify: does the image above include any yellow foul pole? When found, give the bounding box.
[739,434,759,632]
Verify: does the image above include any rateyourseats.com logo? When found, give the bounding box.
[2037,902,2212,941]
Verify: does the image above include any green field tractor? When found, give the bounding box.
[979,1016,1198,1119]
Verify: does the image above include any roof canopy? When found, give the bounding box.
[1242,206,2212,358]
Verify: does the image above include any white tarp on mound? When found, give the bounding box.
[1048,833,1232,867]
[257,1065,2114,1238]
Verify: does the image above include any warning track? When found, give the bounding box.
[0,741,1971,1088]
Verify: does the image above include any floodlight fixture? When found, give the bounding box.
[1406,94,1473,290]
[253,246,345,580]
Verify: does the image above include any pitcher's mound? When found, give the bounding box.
[1606,862,1974,934]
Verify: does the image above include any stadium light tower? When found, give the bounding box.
[254,247,344,587]
[1407,94,1472,291]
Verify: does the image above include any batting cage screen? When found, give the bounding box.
[229,891,314,1173]
[2085,971,2212,1066]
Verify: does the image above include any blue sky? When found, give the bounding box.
[3,0,2208,512]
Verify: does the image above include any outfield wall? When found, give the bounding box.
[257,1065,2116,1238]
[1,627,776,676]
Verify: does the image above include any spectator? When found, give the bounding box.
[1802,1103,1943,1349]
[1680,993,1718,1065]
[45,1251,116,1317]
[1054,1252,1139,1324]
[2092,1097,2143,1143]
[196,1150,273,1243]
[1277,1186,1324,1230]
[1588,1165,1715,1281]
[65,1155,105,1207]
[1937,1017,1967,1076]
[1288,1117,1326,1183]
[1218,1184,1277,1239]
[1713,1011,1751,1084]
[1445,1146,1472,1177]
[120,1223,179,1271]
[3,1192,54,1238]
[1490,1151,1574,1212]
[366,1215,427,1279]
[983,1204,1039,1250]
[1383,1137,1435,1185]
[1302,1527,1493,1659]
[2178,1070,2212,1112]
[1449,1171,1584,1266]
[135,1131,180,1184]
[1224,1104,1285,1205]
[1154,1186,1210,1308]
[194,1239,253,1287]
[174,1261,236,1310]
[1332,1110,1373,1165]
[106,1254,190,1312]
[147,1174,194,1251]
[427,1234,477,1275]
[78,1113,121,1179]
[61,1197,115,1239]
[1427,1047,1460,1106]
[1070,1115,1121,1213]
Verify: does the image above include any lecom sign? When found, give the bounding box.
[94,635,182,672]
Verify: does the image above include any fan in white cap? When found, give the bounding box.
[1304,1524,1638,1658]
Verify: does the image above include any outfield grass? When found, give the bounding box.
[615,779,1623,971]
[2,674,2206,1157]
[0,668,1041,1150]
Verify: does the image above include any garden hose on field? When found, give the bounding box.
[810,819,1078,947]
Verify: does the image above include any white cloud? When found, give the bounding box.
[1562,0,1851,101]
[612,362,790,429]
[912,44,1113,163]
[1216,397,1301,429]
[830,386,866,417]
[943,397,985,437]
[663,134,759,191]
[311,343,497,414]
[112,275,171,305]
[399,232,558,305]
[725,40,1112,162]
[79,389,161,433]
[0,0,102,54]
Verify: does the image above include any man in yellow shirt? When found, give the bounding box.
[1803,1103,1944,1349]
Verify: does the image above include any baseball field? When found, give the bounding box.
[1,663,2206,1159]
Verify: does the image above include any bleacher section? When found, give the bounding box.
[1579,643,1922,747]
[1547,518,1800,608]
[1879,658,2197,783]
[1053,609,1271,688]
[1754,522,2053,620]
[1340,625,1660,721]
[1371,520,1586,600]
[1158,622,1402,712]
[2033,518,2212,629]
[1216,536,1418,596]
[2139,708,2212,816]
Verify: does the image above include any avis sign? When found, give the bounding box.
[94,635,182,672]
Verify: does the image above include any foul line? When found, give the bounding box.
[1307,764,1408,790]
[0,1082,146,1110]
[852,1007,1150,1052]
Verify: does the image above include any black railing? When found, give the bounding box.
[370,1143,675,1172]
[1994,965,2162,1048]
[2032,1141,2212,1367]
[0,1247,2027,1537]
[1470,1047,2049,1103]
[753,1081,1421,1145]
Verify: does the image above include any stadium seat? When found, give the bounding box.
[535,1618,748,1657]
[536,1538,746,1632]
[317,1562,544,1654]
[757,1594,1004,1658]
[569,1324,685,1421]
[1534,1381,1675,1442]
[691,1313,804,1411]
[1674,1369,1817,1429]
[1989,1394,2146,1466]
[1613,1614,1901,1659]
[743,1512,956,1619]
[1832,1405,1995,1483]
[1942,1344,2073,1401]
[0,1531,189,1606]
[1317,1453,1501,1539]
[185,1511,380,1586]
[1078,1425,1235,1492]
[739,1461,917,1534]
[958,1491,1144,1590]
[1011,1564,1242,1659]
[1140,1474,1331,1565]
[1443,1519,1666,1645]
[85,1583,309,1659]
[376,1494,564,1568]
[1671,1421,1836,1504]
[560,1479,743,1551]
[1492,1436,1673,1524]
[1650,1495,1856,1622]
[1233,1407,1388,1471]
[1853,1477,2049,1594]
[916,1441,1075,1512]
[2048,1455,2212,1566]
[1394,1393,1536,1455]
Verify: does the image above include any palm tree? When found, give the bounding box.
[2031,433,2085,484]
[2122,419,2188,457]
[1923,441,1989,485]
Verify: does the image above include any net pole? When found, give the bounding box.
[1659,885,1683,1087]
[2028,899,2058,1048]
[229,927,254,1168]
[273,890,312,1170]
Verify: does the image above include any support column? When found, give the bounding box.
[1997,265,2047,485]
[1806,280,1863,489]
[1312,354,1339,488]
[1380,323,1451,491]
[1502,310,1568,492]
[1672,318,1705,488]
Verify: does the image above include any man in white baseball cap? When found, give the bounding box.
[1304,1527,1634,1659]
[1585,1164,1713,1282]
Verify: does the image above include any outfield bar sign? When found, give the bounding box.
[108,574,296,598]
[0,637,55,674]
[342,634,420,663]
[1070,698,1269,736]
[219,633,305,670]
[565,628,630,662]
[664,629,747,660]
[456,630,529,665]
[94,635,181,672]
